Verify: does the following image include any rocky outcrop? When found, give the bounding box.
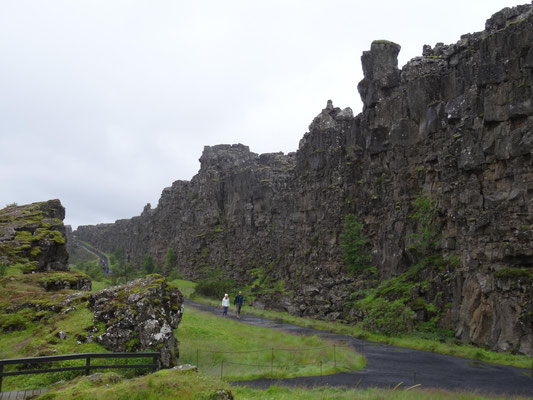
[36,272,92,291]
[88,275,184,368]
[76,4,533,355]
[0,200,69,272]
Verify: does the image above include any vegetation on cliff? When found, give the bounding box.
[340,214,373,274]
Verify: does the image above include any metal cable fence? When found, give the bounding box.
[188,344,357,380]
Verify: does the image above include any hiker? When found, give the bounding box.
[234,291,244,318]
[221,293,230,317]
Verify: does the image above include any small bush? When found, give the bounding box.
[359,297,415,335]
[72,261,105,281]
[494,267,533,279]
[340,214,372,273]
[408,193,439,254]
[164,249,179,276]
[168,267,183,281]
[0,263,8,276]
[193,278,236,299]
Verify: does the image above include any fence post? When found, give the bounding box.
[85,357,91,376]
[0,363,3,392]
[271,348,274,376]
[221,360,224,380]
[152,354,158,372]
[320,360,322,376]
[196,349,199,371]
[333,345,336,370]
[413,371,416,384]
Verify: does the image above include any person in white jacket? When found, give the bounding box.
[221,293,230,317]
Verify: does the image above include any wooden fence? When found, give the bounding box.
[0,352,159,392]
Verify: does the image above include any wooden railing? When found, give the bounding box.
[0,352,159,392]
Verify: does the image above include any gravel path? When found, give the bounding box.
[185,299,533,397]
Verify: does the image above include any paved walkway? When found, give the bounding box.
[185,299,533,397]
[76,241,110,274]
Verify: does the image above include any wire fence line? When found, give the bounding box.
[197,344,346,354]
[191,344,356,379]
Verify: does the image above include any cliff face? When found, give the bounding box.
[76,4,533,355]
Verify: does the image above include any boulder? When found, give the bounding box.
[88,275,184,368]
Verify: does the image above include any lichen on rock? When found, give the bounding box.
[0,199,69,273]
[88,275,184,368]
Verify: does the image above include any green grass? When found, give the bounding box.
[176,308,364,380]
[233,385,529,399]
[170,278,197,297]
[90,279,112,292]
[1,274,363,391]
[37,370,528,400]
[180,282,532,369]
[0,266,114,392]
[0,306,109,391]
[0,304,158,392]
[36,369,233,400]
[237,305,532,369]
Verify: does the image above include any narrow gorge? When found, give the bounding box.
[76,4,533,355]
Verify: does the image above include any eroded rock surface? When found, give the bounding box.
[76,4,533,355]
[88,275,184,368]
[0,200,69,272]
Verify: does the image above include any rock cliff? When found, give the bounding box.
[0,199,69,272]
[76,4,533,355]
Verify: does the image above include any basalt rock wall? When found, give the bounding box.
[76,4,533,355]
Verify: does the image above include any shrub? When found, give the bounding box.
[72,261,105,281]
[0,263,8,276]
[340,214,372,273]
[193,278,236,299]
[408,193,438,254]
[143,255,160,275]
[164,249,178,276]
[360,297,415,335]
[168,267,183,281]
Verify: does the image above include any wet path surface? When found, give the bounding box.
[185,299,533,397]
[76,241,110,274]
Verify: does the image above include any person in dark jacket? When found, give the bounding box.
[234,291,244,318]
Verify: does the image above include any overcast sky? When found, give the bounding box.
[0,0,524,229]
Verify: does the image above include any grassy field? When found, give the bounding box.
[36,369,233,400]
[176,308,365,380]
[37,369,529,400]
[170,279,533,369]
[233,385,530,400]
[0,270,363,391]
[0,296,111,391]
